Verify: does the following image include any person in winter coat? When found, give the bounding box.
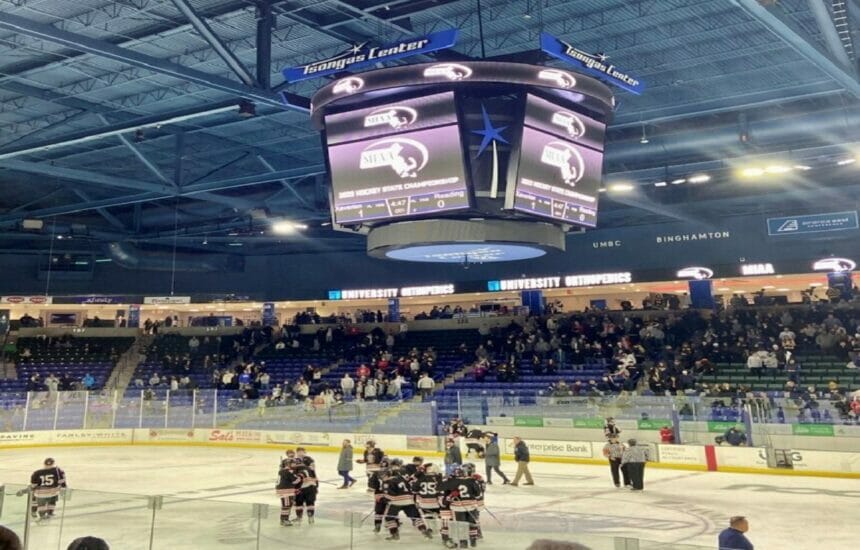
[510,437,534,486]
[337,439,356,489]
[443,438,462,476]
[483,433,510,484]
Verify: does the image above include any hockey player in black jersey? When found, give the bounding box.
[368,457,389,533]
[412,463,443,532]
[276,459,301,526]
[293,458,319,525]
[440,466,483,548]
[356,439,385,490]
[279,449,297,470]
[18,458,67,521]
[402,456,424,480]
[296,447,316,470]
[381,458,432,542]
[463,463,485,541]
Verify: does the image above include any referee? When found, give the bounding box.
[620,439,650,491]
[602,436,628,488]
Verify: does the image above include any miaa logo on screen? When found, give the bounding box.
[360,138,429,179]
[364,106,419,129]
[551,111,586,138]
[541,141,585,186]
[423,63,473,80]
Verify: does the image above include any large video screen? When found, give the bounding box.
[509,94,605,227]
[325,92,469,225]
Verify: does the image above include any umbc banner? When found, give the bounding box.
[283,29,459,83]
[540,32,644,95]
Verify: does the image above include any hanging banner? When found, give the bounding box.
[262,302,277,327]
[128,305,141,329]
[283,28,459,83]
[539,32,644,95]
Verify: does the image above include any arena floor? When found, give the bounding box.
[0,445,848,549]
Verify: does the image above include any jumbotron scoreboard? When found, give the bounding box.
[309,61,615,262]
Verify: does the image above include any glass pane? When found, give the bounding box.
[152,497,258,549]
[0,484,35,548]
[84,390,117,429]
[54,391,87,430]
[139,389,168,428]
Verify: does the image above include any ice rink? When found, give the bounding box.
[0,445,850,549]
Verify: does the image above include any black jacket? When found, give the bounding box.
[514,441,530,462]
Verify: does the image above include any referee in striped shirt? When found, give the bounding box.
[621,439,650,491]
[602,436,629,488]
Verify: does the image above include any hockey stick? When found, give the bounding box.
[480,506,503,525]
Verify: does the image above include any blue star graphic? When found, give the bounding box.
[471,104,508,157]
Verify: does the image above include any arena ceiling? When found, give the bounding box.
[0,0,858,262]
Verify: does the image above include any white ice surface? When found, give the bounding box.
[0,445,851,549]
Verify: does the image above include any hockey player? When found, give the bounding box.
[296,447,316,470]
[463,463,485,541]
[356,439,385,488]
[464,429,485,458]
[412,463,443,532]
[381,458,432,542]
[368,457,390,533]
[293,458,319,524]
[280,449,297,470]
[19,457,66,521]
[275,459,301,526]
[441,466,482,548]
[403,456,424,480]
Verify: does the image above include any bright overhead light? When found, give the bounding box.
[271,221,308,234]
[777,288,791,292]
[837,157,857,166]
[793,164,812,171]
[718,287,731,291]
[809,282,823,287]
[227,242,244,247]
[740,167,765,178]
[639,124,649,144]
[653,181,667,187]
[688,174,711,183]
[598,187,607,193]
[762,285,775,289]
[764,165,791,174]
[670,178,686,185]
[608,182,635,192]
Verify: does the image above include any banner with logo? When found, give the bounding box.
[657,444,706,465]
[1,296,51,305]
[128,304,141,328]
[143,296,191,305]
[503,437,595,459]
[283,28,459,83]
[714,446,769,469]
[790,449,860,473]
[767,211,858,236]
[263,430,332,447]
[262,302,277,327]
[54,295,140,305]
[539,32,643,94]
[792,424,834,437]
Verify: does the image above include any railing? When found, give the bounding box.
[0,389,437,435]
[0,484,709,550]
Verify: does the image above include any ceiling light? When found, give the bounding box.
[809,282,823,287]
[777,288,790,292]
[272,221,308,234]
[670,178,686,185]
[740,167,765,177]
[718,287,731,291]
[639,125,649,144]
[653,181,667,187]
[837,157,857,166]
[608,182,635,192]
[764,165,791,174]
[598,187,607,192]
[94,258,112,263]
[793,164,812,171]
[227,242,244,247]
[688,174,711,183]
[762,285,775,289]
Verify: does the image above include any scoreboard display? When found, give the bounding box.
[325,92,470,225]
[508,94,606,227]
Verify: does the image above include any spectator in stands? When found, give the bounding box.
[417,372,435,400]
[340,373,355,398]
[81,373,95,391]
[363,379,377,401]
[659,426,674,444]
[718,516,754,550]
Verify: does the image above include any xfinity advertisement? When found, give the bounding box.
[511,125,604,227]
[328,124,469,224]
[325,92,458,145]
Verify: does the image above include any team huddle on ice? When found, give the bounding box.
[275,440,486,548]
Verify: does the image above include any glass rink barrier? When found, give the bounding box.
[0,484,709,550]
[0,389,438,434]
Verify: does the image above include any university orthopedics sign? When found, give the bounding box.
[487,272,632,291]
[539,32,643,95]
[328,284,456,300]
[283,29,459,83]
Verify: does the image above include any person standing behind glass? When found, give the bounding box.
[483,433,510,485]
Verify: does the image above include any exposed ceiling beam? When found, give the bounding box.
[256,155,312,208]
[729,0,860,99]
[0,12,297,111]
[2,159,173,195]
[806,0,856,70]
[169,0,257,87]
[72,190,126,231]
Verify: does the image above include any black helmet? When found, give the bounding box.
[389,458,404,470]
[462,463,475,476]
[44,458,55,466]
[451,466,465,477]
